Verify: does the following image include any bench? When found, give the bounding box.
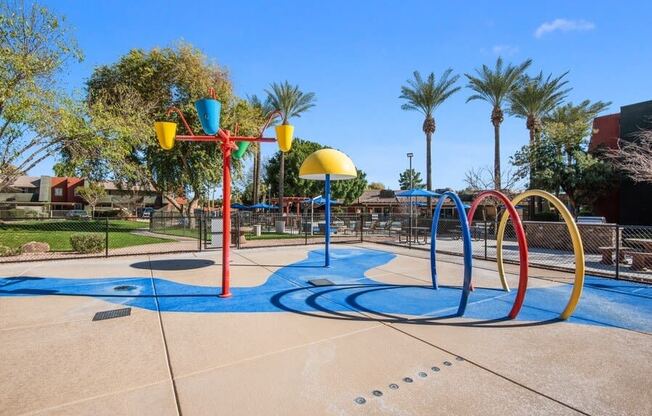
[629,251,652,271]
[597,246,626,265]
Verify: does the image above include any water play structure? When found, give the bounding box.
[154,88,293,298]
[429,189,585,320]
[155,94,585,318]
[299,149,358,267]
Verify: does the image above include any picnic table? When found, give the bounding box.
[399,226,430,244]
[624,238,652,271]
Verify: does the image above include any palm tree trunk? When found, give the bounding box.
[494,122,501,190]
[279,152,285,215]
[528,126,536,219]
[426,131,432,210]
[253,144,260,203]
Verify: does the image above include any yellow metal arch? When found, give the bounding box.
[496,190,585,320]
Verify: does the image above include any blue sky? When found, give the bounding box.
[35,0,652,190]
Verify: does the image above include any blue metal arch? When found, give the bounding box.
[429,191,473,316]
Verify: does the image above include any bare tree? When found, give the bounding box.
[464,166,523,193]
[607,129,652,183]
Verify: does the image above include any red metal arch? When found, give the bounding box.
[467,190,529,319]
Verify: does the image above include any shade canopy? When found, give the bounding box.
[299,149,357,181]
[230,203,250,210]
[250,203,278,210]
[308,196,340,205]
[396,189,441,198]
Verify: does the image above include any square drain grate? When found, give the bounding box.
[93,308,131,322]
[308,278,335,287]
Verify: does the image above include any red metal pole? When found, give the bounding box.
[220,133,232,298]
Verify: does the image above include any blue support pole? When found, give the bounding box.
[324,174,331,267]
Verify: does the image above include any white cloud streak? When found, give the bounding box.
[534,18,595,38]
[492,44,519,56]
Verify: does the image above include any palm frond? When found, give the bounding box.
[265,81,316,124]
[464,57,532,108]
[399,69,460,117]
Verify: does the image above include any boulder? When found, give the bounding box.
[21,241,50,253]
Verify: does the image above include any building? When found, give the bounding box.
[0,175,165,216]
[590,99,652,225]
[349,189,472,218]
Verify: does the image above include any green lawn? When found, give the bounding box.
[150,226,200,239]
[0,219,174,251]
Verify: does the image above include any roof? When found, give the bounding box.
[10,176,40,189]
[354,189,460,207]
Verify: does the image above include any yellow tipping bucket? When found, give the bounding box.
[275,124,294,152]
[154,121,177,150]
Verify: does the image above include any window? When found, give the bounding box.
[54,188,63,197]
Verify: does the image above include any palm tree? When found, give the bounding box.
[400,70,460,206]
[265,81,316,214]
[247,95,276,204]
[509,71,571,216]
[509,71,571,144]
[465,57,532,190]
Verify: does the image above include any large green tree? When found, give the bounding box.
[400,70,460,207]
[59,44,264,216]
[0,1,84,191]
[398,168,425,190]
[264,138,367,204]
[511,100,614,214]
[465,57,532,190]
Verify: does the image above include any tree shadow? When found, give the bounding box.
[130,259,215,270]
[270,283,562,329]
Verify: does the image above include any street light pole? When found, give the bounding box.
[407,152,413,247]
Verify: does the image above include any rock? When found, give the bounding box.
[20,241,50,253]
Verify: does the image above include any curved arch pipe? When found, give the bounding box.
[466,190,529,319]
[430,191,473,316]
[496,190,585,320]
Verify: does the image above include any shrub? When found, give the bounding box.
[0,245,21,257]
[21,241,50,253]
[70,233,105,253]
[0,209,41,219]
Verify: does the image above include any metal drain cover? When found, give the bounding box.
[114,285,136,291]
[93,308,131,321]
[308,278,335,286]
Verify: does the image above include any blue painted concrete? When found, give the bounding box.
[1,248,650,333]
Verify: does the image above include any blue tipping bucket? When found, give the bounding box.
[195,98,221,135]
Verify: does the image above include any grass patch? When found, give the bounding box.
[0,219,172,251]
[150,227,199,239]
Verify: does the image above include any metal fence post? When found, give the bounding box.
[198,214,202,251]
[105,217,109,257]
[615,224,620,280]
[484,220,488,260]
[236,211,241,249]
[360,213,364,243]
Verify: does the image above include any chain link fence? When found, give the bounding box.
[2,209,651,282]
[0,215,201,263]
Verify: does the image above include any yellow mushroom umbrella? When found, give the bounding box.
[299,149,357,267]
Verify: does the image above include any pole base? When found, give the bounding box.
[218,292,232,298]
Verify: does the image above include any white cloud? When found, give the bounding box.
[492,44,519,56]
[534,18,595,38]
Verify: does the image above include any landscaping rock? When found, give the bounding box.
[20,241,50,253]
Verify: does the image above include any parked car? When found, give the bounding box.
[141,207,155,219]
[66,210,90,220]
